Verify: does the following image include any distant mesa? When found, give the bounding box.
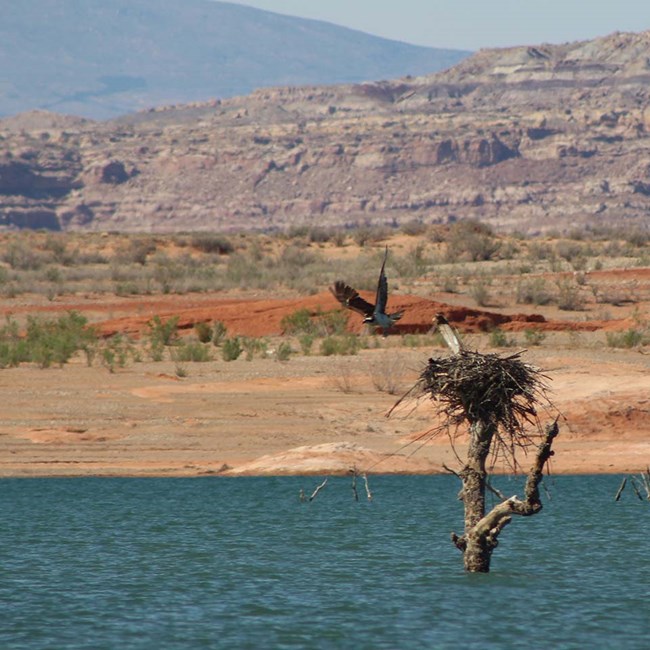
[0,0,470,120]
[2,27,650,234]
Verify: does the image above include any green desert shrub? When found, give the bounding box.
[20,311,97,368]
[194,321,213,343]
[0,317,29,368]
[352,225,391,248]
[488,328,516,348]
[446,220,501,262]
[275,341,293,361]
[190,234,234,255]
[222,337,242,361]
[146,315,179,347]
[101,334,133,372]
[212,321,228,346]
[437,274,460,293]
[399,333,441,349]
[173,340,212,362]
[319,334,360,356]
[526,241,555,263]
[0,339,28,368]
[605,328,648,349]
[556,280,585,311]
[306,226,343,244]
[469,278,491,307]
[393,243,430,278]
[555,240,585,264]
[281,308,313,335]
[298,333,315,355]
[116,238,157,265]
[241,337,268,361]
[315,310,349,336]
[523,328,546,346]
[400,219,428,236]
[2,240,48,271]
[516,277,553,306]
[281,308,348,337]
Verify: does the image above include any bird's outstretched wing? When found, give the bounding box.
[375,247,389,314]
[330,281,375,317]
[435,313,463,355]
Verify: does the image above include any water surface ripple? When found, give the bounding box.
[1,475,648,649]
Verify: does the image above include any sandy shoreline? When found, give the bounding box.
[1,344,648,478]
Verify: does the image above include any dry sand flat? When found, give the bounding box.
[1,341,648,478]
[1,263,649,478]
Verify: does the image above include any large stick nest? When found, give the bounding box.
[416,349,550,444]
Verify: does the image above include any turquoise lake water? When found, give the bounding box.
[1,475,649,649]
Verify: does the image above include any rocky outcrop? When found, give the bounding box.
[0,157,76,197]
[83,160,135,186]
[0,208,61,230]
[2,30,650,233]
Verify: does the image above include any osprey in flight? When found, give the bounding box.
[330,247,404,335]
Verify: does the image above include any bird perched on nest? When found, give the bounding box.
[434,313,464,355]
[330,247,404,335]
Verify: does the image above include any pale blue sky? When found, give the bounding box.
[224,0,650,50]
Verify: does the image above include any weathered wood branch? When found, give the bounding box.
[362,473,373,501]
[641,468,650,499]
[309,477,328,501]
[523,419,559,507]
[486,478,508,501]
[351,471,359,502]
[453,420,559,572]
[630,476,645,501]
[614,477,627,501]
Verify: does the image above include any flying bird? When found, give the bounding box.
[434,313,463,355]
[330,247,403,335]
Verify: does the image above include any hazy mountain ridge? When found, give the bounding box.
[2,30,650,234]
[0,0,469,119]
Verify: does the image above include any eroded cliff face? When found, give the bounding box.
[2,30,650,234]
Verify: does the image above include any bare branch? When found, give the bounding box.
[351,471,359,502]
[641,468,650,499]
[442,463,461,478]
[309,477,328,501]
[362,473,373,501]
[630,476,645,501]
[460,421,559,570]
[523,419,559,507]
[485,478,508,501]
[451,531,466,551]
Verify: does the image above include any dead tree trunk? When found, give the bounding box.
[401,343,557,573]
[451,419,496,572]
[451,420,559,572]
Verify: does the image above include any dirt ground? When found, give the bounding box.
[1,287,648,478]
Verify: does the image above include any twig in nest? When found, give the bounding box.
[404,349,551,466]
